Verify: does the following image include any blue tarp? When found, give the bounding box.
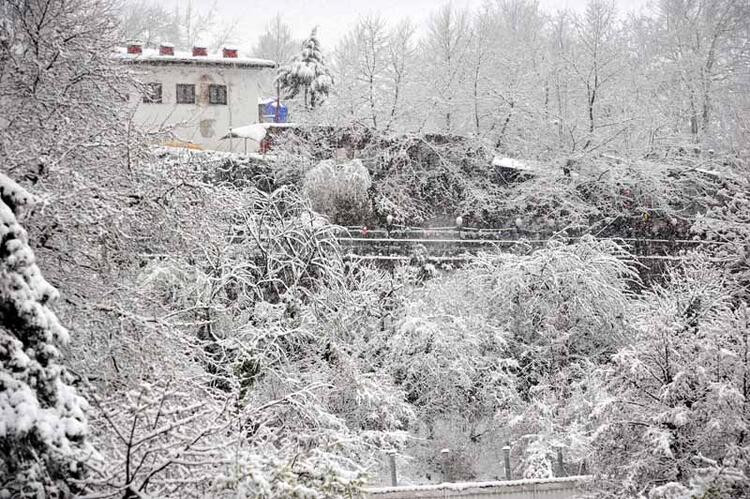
[260,99,288,123]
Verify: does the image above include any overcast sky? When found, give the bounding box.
[191,0,654,52]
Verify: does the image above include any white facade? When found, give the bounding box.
[120,47,275,152]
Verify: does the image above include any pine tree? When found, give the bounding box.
[276,27,334,110]
[0,174,92,497]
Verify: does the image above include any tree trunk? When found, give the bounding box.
[369,75,377,129]
[473,64,481,132]
[689,91,699,137]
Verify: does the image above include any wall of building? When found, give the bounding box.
[129,64,270,152]
[365,476,590,499]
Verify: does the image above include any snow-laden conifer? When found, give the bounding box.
[276,27,334,110]
[0,173,92,497]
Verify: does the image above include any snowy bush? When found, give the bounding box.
[214,449,367,498]
[303,159,373,225]
[692,171,750,293]
[500,157,719,237]
[366,135,499,226]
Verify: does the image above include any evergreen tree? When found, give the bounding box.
[276,27,334,110]
[0,174,92,497]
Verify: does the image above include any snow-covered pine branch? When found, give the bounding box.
[0,173,93,497]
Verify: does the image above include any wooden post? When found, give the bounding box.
[503,442,511,480]
[387,451,397,486]
[440,448,451,482]
[557,447,566,477]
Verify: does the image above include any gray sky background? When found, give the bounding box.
[190,0,654,52]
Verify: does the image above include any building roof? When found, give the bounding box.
[222,123,298,141]
[115,48,276,69]
[224,124,268,141]
[259,97,283,106]
[492,156,549,174]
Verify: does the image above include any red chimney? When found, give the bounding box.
[192,46,208,57]
[127,42,143,55]
[159,43,174,56]
[222,47,238,58]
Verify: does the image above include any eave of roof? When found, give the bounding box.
[115,52,276,69]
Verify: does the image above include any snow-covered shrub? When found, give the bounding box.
[214,449,367,498]
[367,134,500,226]
[501,157,719,237]
[692,172,750,293]
[469,236,638,396]
[469,238,637,478]
[0,174,92,497]
[385,314,516,425]
[303,159,373,225]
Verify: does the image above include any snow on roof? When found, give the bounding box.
[492,156,552,176]
[366,475,592,494]
[492,157,526,170]
[263,123,297,129]
[259,97,282,106]
[224,124,267,141]
[222,123,300,140]
[115,47,276,69]
[693,167,722,177]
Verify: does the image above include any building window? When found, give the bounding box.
[208,84,227,105]
[143,82,162,103]
[176,84,196,104]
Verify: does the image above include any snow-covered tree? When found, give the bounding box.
[384,20,418,131]
[421,4,472,133]
[573,0,622,149]
[335,16,388,129]
[452,0,551,150]
[468,238,637,473]
[0,174,92,497]
[117,0,239,51]
[654,0,749,144]
[591,259,750,497]
[1,0,134,178]
[254,14,297,64]
[277,27,334,110]
[254,14,298,106]
[332,16,418,131]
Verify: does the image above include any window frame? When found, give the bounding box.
[176,83,196,104]
[143,82,162,104]
[208,84,227,105]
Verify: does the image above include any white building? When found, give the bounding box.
[119,43,276,152]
